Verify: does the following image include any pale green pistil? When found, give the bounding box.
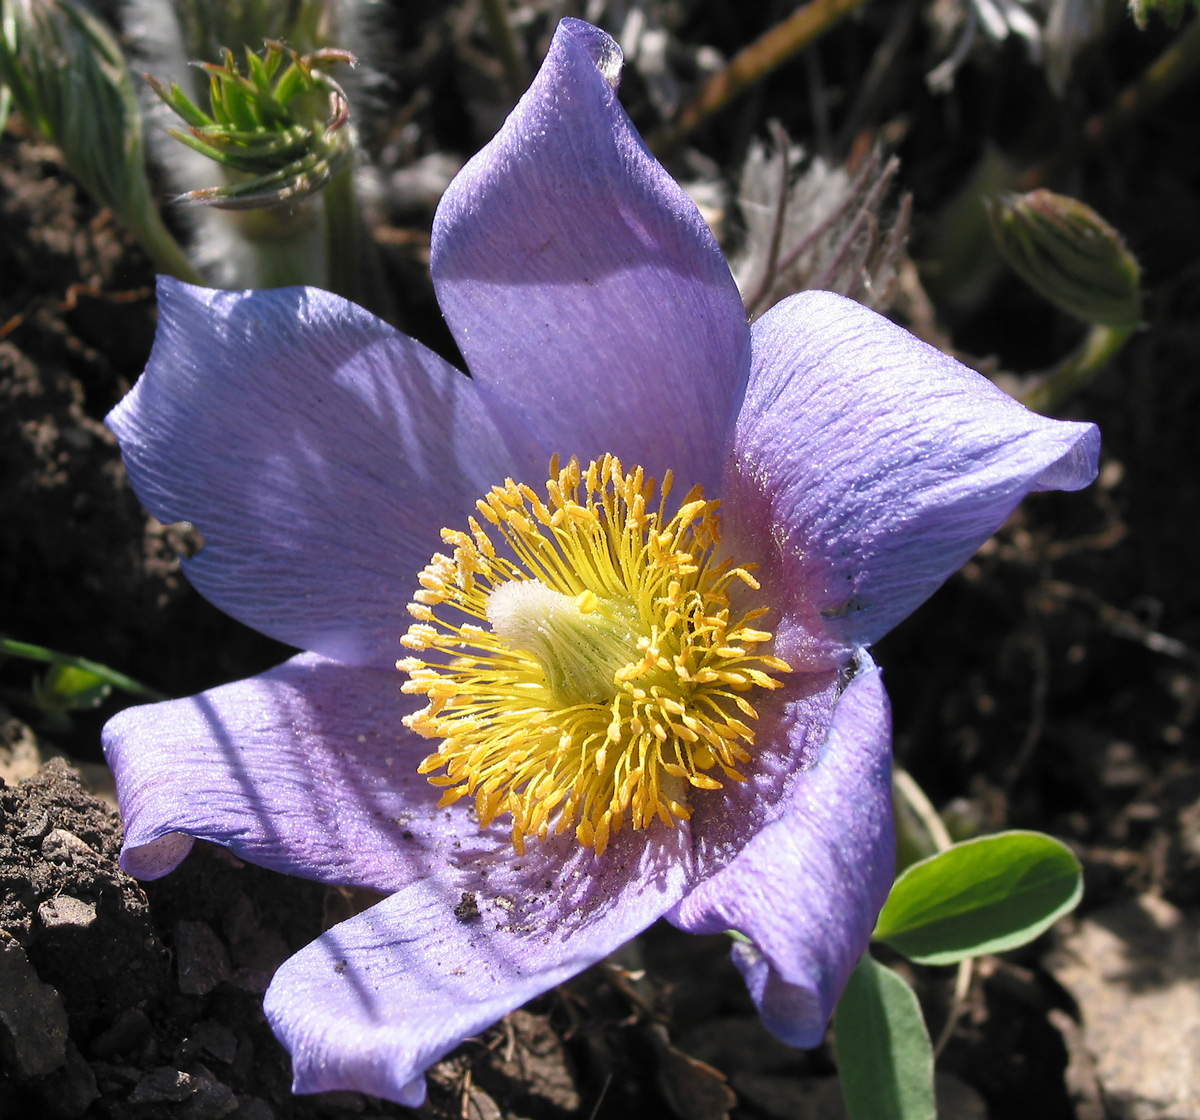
[486,579,641,707]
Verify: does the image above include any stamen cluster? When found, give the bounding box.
[397,454,790,856]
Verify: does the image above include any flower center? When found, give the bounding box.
[396,454,791,856]
[485,580,640,707]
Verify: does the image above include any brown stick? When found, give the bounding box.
[1020,16,1200,189]
[649,0,872,154]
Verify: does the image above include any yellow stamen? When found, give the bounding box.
[397,455,790,856]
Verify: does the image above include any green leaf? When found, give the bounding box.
[33,663,112,713]
[246,45,270,90]
[146,76,212,129]
[834,954,935,1120]
[874,830,1083,965]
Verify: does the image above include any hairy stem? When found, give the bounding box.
[323,162,394,322]
[1020,323,1133,414]
[128,204,203,285]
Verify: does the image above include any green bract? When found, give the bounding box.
[874,830,1083,966]
[834,955,935,1120]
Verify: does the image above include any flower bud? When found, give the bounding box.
[987,189,1142,330]
[150,40,356,209]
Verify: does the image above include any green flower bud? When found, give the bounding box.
[150,40,356,210]
[987,189,1142,330]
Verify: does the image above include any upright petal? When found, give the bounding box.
[264,823,692,1104]
[108,278,520,668]
[102,653,499,891]
[432,19,749,495]
[670,653,894,1047]
[726,291,1100,670]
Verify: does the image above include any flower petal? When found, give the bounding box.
[431,18,748,494]
[726,291,1101,670]
[669,652,894,1047]
[102,653,500,891]
[685,667,842,876]
[264,824,692,1103]
[107,277,520,668]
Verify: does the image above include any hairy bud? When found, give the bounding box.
[988,189,1142,330]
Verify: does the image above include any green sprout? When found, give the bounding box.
[148,39,356,210]
[1,635,167,714]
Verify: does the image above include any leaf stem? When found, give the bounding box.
[933,958,973,1060]
[893,768,952,853]
[892,766,974,1059]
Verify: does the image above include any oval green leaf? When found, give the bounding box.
[834,954,935,1120]
[874,829,1082,965]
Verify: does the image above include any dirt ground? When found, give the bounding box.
[2,3,1200,1118]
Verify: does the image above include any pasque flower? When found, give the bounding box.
[103,18,1098,1106]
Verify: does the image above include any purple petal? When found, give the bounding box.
[669,652,894,1047]
[686,668,843,877]
[102,653,504,890]
[264,824,692,1103]
[725,291,1101,670]
[107,278,520,668]
[431,18,748,495]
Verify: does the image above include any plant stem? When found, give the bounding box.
[128,204,204,285]
[892,768,972,1062]
[1019,323,1132,414]
[324,161,360,303]
[323,161,394,321]
[649,0,872,154]
[480,0,529,103]
[223,198,326,288]
[894,768,952,853]
[1,637,168,701]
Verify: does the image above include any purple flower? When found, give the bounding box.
[102,18,1098,1107]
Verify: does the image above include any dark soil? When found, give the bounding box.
[2,3,1199,1118]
